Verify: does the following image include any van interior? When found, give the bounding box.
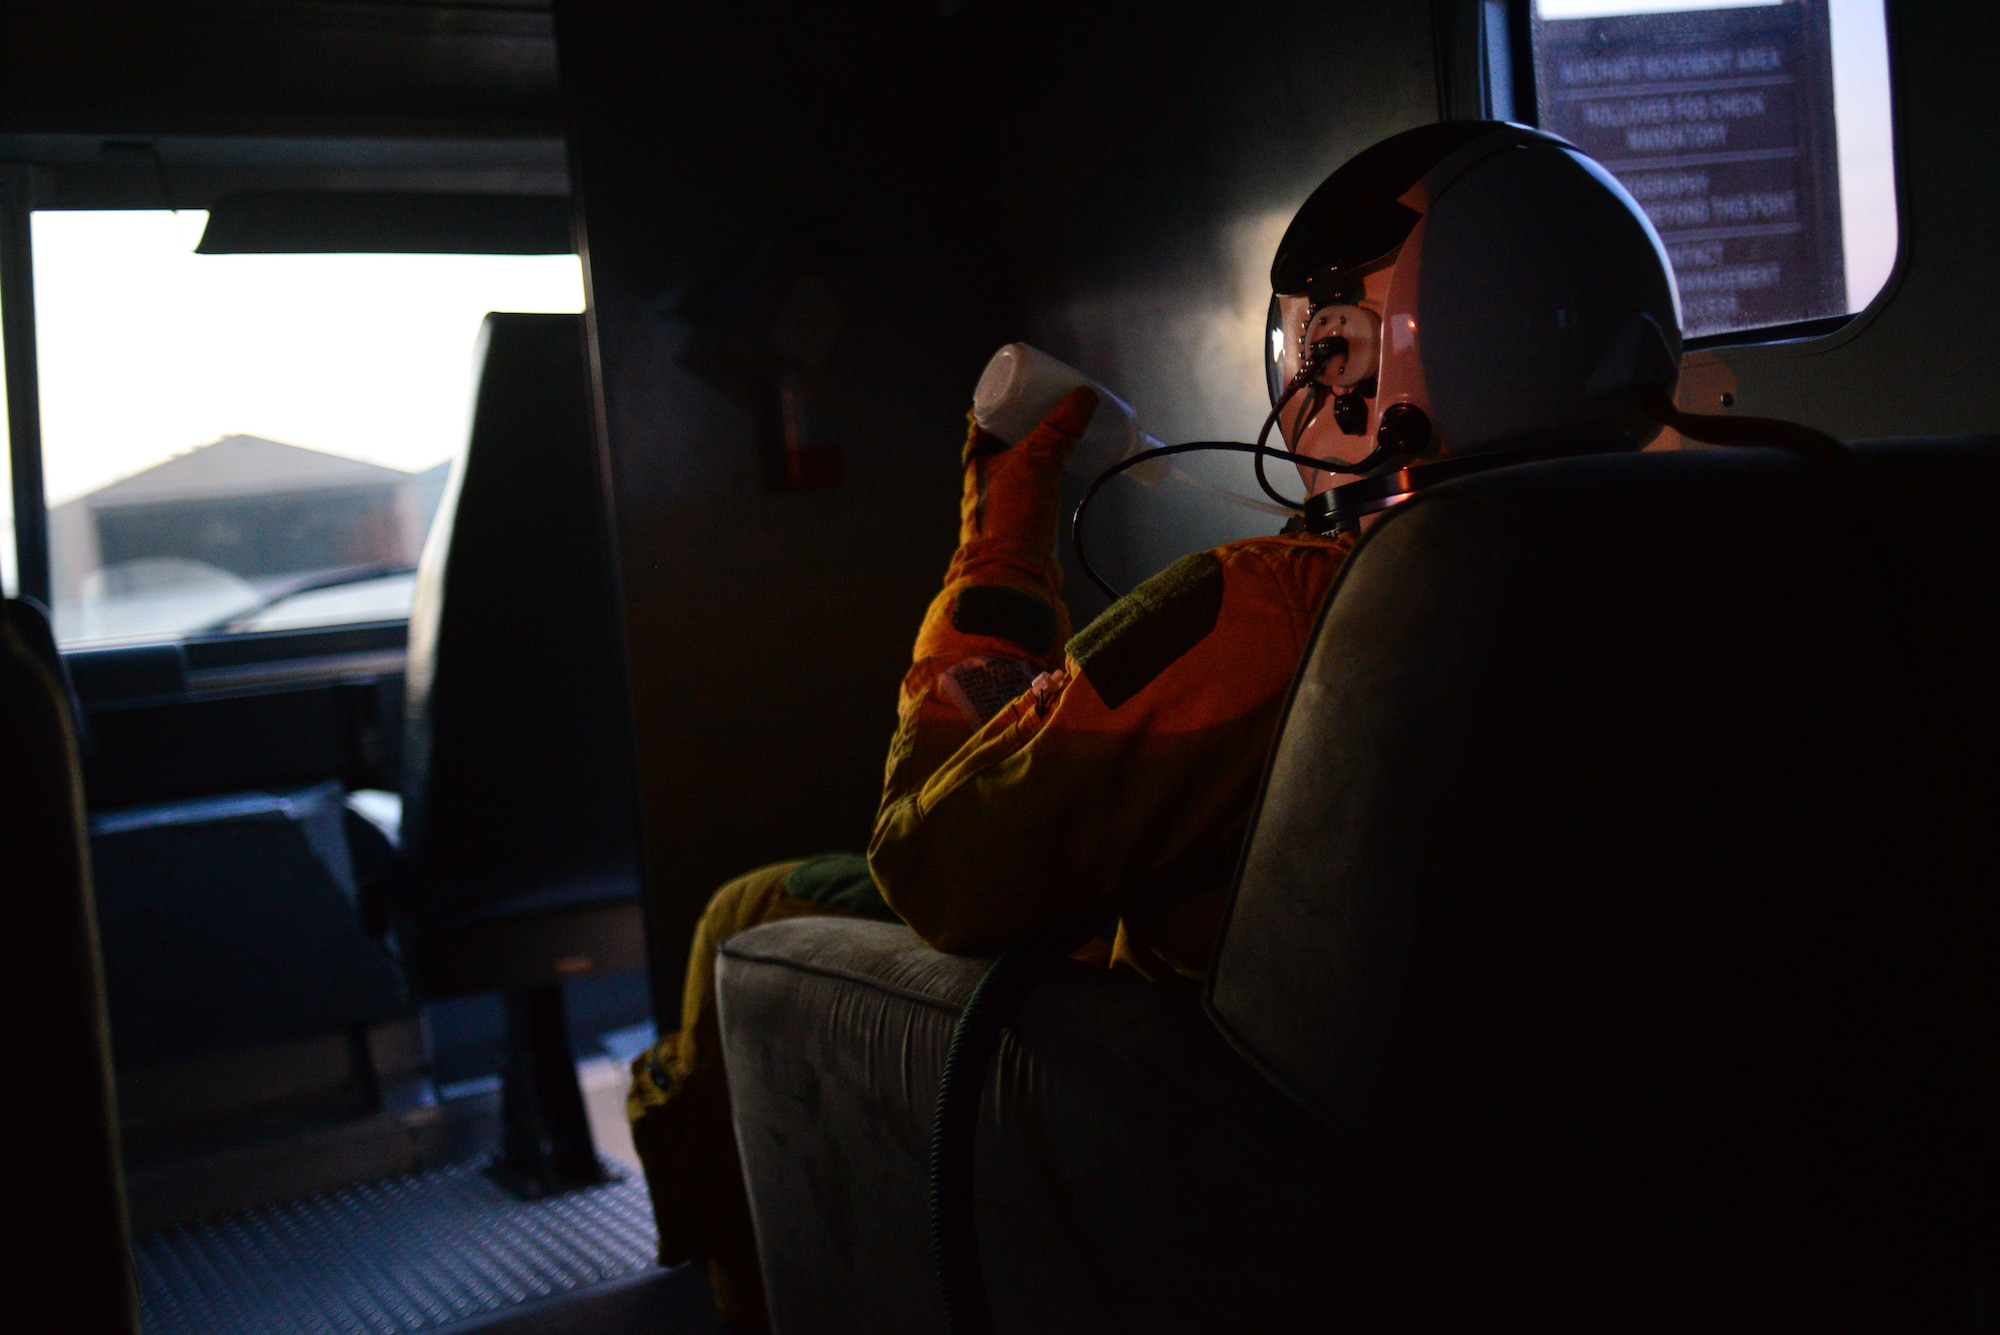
[3,2,1995,1332]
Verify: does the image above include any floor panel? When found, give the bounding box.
[134,1155,680,1335]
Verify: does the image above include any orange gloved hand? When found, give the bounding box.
[957,385,1098,572]
[911,386,1097,670]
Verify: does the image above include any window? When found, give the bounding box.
[1526,0,1897,340]
[31,211,585,645]
[0,278,12,600]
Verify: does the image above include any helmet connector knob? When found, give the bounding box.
[1330,391,1368,436]
[1376,402,1432,457]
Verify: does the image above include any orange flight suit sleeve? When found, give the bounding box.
[881,388,1097,815]
[872,531,1352,982]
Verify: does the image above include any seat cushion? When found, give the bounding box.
[414,889,647,998]
[717,918,1375,1335]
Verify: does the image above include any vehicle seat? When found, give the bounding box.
[1,596,141,1331]
[714,439,1994,1332]
[90,782,409,1065]
[6,594,85,738]
[394,311,649,1195]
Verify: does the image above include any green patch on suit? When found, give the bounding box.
[1068,551,1225,710]
[783,852,897,921]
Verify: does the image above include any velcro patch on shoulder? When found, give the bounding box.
[1068,551,1225,709]
[952,583,1058,656]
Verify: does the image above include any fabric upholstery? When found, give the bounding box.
[627,859,896,1327]
[718,917,1372,1334]
[1209,441,1990,1328]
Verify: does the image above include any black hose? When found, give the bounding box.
[1252,384,1311,511]
[1071,441,1383,601]
[929,936,1072,1335]
[1635,388,1851,466]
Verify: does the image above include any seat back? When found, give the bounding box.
[400,313,643,929]
[90,782,409,1063]
[1,600,140,1330]
[6,595,85,736]
[1209,442,1993,1328]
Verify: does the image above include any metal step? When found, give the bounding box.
[134,1155,708,1335]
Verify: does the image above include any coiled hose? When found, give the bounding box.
[929,936,1070,1335]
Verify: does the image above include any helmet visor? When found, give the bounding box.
[1266,293,1289,407]
[1267,292,1324,408]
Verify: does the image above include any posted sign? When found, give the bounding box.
[1532,1,1845,337]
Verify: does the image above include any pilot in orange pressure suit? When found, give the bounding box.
[628,120,1691,1329]
[628,381,1352,1327]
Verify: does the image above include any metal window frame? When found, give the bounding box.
[1434,0,1538,123]
[1,165,48,607]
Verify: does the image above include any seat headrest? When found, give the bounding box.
[1210,440,1997,1134]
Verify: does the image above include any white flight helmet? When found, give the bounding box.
[1266,121,1684,531]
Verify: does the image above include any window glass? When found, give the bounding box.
[1529,0,1897,339]
[31,210,585,644]
[0,276,13,600]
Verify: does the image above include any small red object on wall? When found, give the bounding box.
[774,375,843,490]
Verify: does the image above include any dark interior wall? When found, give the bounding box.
[557,3,1011,1013]
[0,2,559,137]
[557,0,1441,1007]
[960,4,1440,606]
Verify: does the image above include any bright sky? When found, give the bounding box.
[1825,0,1897,308]
[28,210,584,506]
